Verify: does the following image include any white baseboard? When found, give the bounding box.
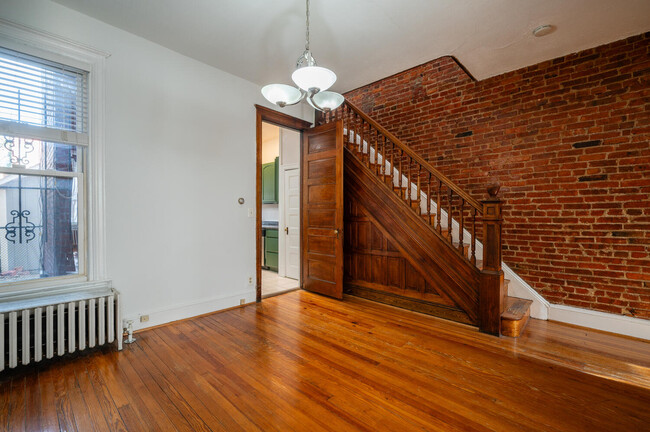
[119,286,649,342]
[549,304,650,341]
[123,290,256,332]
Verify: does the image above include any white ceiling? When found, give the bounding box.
[54,0,650,93]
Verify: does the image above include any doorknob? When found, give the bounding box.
[285,227,289,235]
[334,229,339,238]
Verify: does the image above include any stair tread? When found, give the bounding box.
[501,296,533,321]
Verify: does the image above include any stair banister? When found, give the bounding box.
[340,101,483,212]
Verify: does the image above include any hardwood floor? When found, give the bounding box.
[2,290,650,431]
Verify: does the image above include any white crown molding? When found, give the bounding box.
[0,18,110,61]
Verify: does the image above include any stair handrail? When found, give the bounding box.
[341,100,483,213]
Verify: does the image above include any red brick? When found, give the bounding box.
[345,32,650,319]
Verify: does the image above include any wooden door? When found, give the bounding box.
[301,121,344,299]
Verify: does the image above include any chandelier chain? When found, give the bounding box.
[305,0,310,51]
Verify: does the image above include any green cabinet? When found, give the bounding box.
[262,157,279,204]
[264,228,278,271]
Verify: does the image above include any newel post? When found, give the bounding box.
[479,185,505,335]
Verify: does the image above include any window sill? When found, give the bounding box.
[0,279,113,307]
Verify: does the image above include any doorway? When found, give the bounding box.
[260,122,300,297]
[255,106,312,301]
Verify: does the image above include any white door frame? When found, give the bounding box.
[278,163,300,278]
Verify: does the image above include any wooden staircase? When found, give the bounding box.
[318,101,531,337]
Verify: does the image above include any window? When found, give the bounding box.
[0,46,88,285]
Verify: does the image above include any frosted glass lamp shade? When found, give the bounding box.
[309,91,344,111]
[261,84,302,106]
[291,66,337,91]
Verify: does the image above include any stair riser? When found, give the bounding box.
[501,312,531,338]
[501,296,533,337]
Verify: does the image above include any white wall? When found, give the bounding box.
[0,0,312,330]
[262,205,279,222]
[280,128,301,166]
[261,123,280,221]
[261,123,280,164]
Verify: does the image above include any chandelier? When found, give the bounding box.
[261,0,344,112]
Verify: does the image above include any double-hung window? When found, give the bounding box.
[0,46,88,287]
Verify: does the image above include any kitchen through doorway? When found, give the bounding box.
[260,121,301,298]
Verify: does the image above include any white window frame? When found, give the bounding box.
[0,19,110,297]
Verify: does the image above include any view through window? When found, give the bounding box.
[0,47,88,284]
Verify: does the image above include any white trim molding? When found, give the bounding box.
[501,262,648,341]
[549,304,650,341]
[0,279,112,303]
[123,290,257,332]
[0,119,89,146]
[0,19,110,294]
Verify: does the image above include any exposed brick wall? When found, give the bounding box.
[344,33,650,319]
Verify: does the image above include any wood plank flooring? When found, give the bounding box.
[2,290,650,431]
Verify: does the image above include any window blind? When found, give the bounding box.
[0,46,89,146]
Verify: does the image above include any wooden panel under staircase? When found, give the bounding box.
[345,149,479,325]
[344,192,473,324]
[317,100,531,336]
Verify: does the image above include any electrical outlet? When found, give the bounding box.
[247,208,254,217]
[139,315,149,323]
[248,276,253,285]
[240,298,246,305]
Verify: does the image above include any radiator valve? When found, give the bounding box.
[124,320,136,344]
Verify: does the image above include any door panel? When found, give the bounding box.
[284,168,300,280]
[301,121,344,299]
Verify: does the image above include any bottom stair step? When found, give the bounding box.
[501,296,532,338]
